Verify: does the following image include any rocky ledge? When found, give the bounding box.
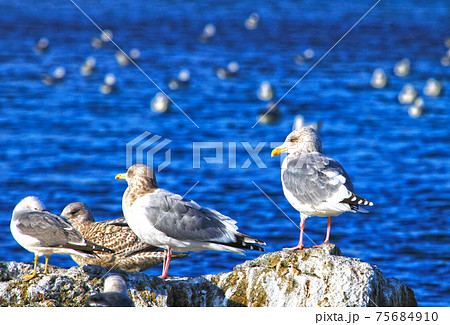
[0,244,417,307]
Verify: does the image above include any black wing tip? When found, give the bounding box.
[239,241,265,252]
[231,233,266,252]
[342,193,374,207]
[85,240,115,254]
[92,244,115,254]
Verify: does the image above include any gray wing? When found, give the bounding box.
[15,211,85,247]
[141,190,238,243]
[283,152,354,205]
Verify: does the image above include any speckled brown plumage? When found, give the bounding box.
[61,202,188,272]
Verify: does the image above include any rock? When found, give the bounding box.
[0,244,417,307]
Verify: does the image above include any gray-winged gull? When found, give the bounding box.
[10,196,113,281]
[115,164,265,279]
[394,58,410,77]
[257,81,275,101]
[85,274,134,307]
[257,102,281,124]
[61,202,188,272]
[271,128,373,250]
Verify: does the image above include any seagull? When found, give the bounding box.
[42,66,66,86]
[10,196,113,281]
[80,56,96,76]
[257,81,275,101]
[370,68,388,89]
[215,61,239,79]
[394,58,410,77]
[408,97,424,118]
[292,114,322,131]
[423,78,443,97]
[34,37,50,53]
[150,92,171,113]
[199,23,216,43]
[100,73,117,94]
[271,128,373,250]
[398,84,417,104]
[257,102,281,125]
[115,164,265,279]
[244,13,259,30]
[61,202,188,272]
[85,274,134,307]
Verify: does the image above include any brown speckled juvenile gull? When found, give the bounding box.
[271,127,373,250]
[115,164,265,279]
[10,196,113,282]
[61,202,188,272]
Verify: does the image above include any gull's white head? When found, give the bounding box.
[115,164,158,189]
[104,274,128,294]
[271,127,322,157]
[13,196,46,215]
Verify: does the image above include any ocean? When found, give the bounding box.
[0,0,448,306]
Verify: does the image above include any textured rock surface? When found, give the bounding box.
[0,244,417,307]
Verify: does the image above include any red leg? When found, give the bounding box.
[283,217,306,250]
[159,248,172,279]
[313,216,332,248]
[324,216,332,243]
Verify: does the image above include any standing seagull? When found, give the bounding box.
[271,128,373,250]
[115,164,265,279]
[61,202,188,272]
[10,196,113,281]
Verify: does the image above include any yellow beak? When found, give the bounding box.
[271,145,287,157]
[115,173,126,180]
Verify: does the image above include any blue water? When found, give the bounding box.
[0,0,448,306]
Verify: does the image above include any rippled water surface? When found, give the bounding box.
[0,0,448,306]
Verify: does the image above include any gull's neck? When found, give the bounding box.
[123,179,158,213]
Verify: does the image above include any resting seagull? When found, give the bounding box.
[10,196,113,281]
[61,202,188,272]
[271,128,373,250]
[85,274,134,307]
[115,164,265,279]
